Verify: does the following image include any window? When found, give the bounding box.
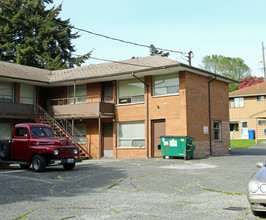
[117,121,145,148]
[230,122,239,131]
[0,123,12,139]
[153,73,179,96]
[30,127,54,137]
[20,84,35,104]
[258,120,266,126]
[214,121,222,141]
[15,127,29,137]
[0,82,13,102]
[229,97,244,108]
[257,96,265,101]
[74,124,87,144]
[118,79,144,104]
[68,84,87,104]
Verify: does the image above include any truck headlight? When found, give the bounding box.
[249,180,259,193]
[74,149,78,155]
[54,149,59,155]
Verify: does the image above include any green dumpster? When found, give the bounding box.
[159,136,195,160]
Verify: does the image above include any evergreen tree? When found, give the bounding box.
[149,44,169,57]
[0,0,91,70]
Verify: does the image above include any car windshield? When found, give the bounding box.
[30,127,54,137]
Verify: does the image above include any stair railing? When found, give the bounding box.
[37,105,89,157]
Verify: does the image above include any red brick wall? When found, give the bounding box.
[185,72,230,155]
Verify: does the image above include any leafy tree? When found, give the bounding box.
[239,76,264,89]
[201,55,250,81]
[0,0,91,70]
[201,55,251,92]
[149,44,169,57]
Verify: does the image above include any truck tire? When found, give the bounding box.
[0,141,11,160]
[63,163,75,170]
[32,155,46,172]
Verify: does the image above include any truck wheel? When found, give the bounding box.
[63,163,75,170]
[0,142,10,160]
[20,164,31,169]
[32,155,46,172]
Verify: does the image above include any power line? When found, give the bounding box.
[0,0,192,61]
[72,27,184,55]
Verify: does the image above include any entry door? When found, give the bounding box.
[241,121,248,139]
[152,120,166,158]
[102,123,113,157]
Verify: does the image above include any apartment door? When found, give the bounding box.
[102,123,113,157]
[152,119,166,158]
[241,121,248,139]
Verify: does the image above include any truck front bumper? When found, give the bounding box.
[50,158,82,164]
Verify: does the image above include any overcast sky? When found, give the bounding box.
[53,0,266,77]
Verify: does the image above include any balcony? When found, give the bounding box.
[0,95,35,118]
[48,96,115,119]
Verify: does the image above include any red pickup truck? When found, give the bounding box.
[0,123,82,172]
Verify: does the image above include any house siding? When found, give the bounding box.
[230,96,266,139]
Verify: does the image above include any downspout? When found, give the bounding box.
[132,72,149,159]
[208,76,216,155]
[73,80,76,104]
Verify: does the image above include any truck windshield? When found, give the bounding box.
[30,127,54,137]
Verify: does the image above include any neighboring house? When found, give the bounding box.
[229,82,266,139]
[0,55,235,158]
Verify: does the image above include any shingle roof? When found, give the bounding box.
[0,61,50,83]
[229,82,266,97]
[49,55,179,83]
[0,55,236,86]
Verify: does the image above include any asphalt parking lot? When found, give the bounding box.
[1,143,266,220]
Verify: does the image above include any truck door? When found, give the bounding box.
[11,127,29,160]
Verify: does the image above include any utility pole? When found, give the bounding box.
[183,51,194,65]
[188,51,193,65]
[262,42,266,79]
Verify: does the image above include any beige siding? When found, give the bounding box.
[230,96,266,139]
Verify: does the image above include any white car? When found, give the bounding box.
[248,162,266,216]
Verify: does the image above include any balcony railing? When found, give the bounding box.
[49,95,115,106]
[0,94,34,104]
[48,95,115,119]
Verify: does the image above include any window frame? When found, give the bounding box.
[20,84,35,104]
[258,120,266,126]
[152,73,179,97]
[117,78,145,105]
[67,84,87,104]
[0,82,14,103]
[117,121,145,149]
[0,123,13,140]
[213,121,222,142]
[229,97,244,108]
[257,96,265,101]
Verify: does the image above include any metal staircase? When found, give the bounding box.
[35,105,89,159]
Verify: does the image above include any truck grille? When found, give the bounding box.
[58,148,74,159]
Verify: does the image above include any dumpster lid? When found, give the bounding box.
[159,136,194,139]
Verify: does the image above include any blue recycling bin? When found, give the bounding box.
[248,130,255,139]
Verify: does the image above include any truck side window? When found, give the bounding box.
[15,128,29,137]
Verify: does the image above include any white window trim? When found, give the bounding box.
[117,121,145,149]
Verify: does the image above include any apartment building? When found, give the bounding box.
[229,82,266,140]
[0,55,235,158]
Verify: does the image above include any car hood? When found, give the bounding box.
[252,167,266,182]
